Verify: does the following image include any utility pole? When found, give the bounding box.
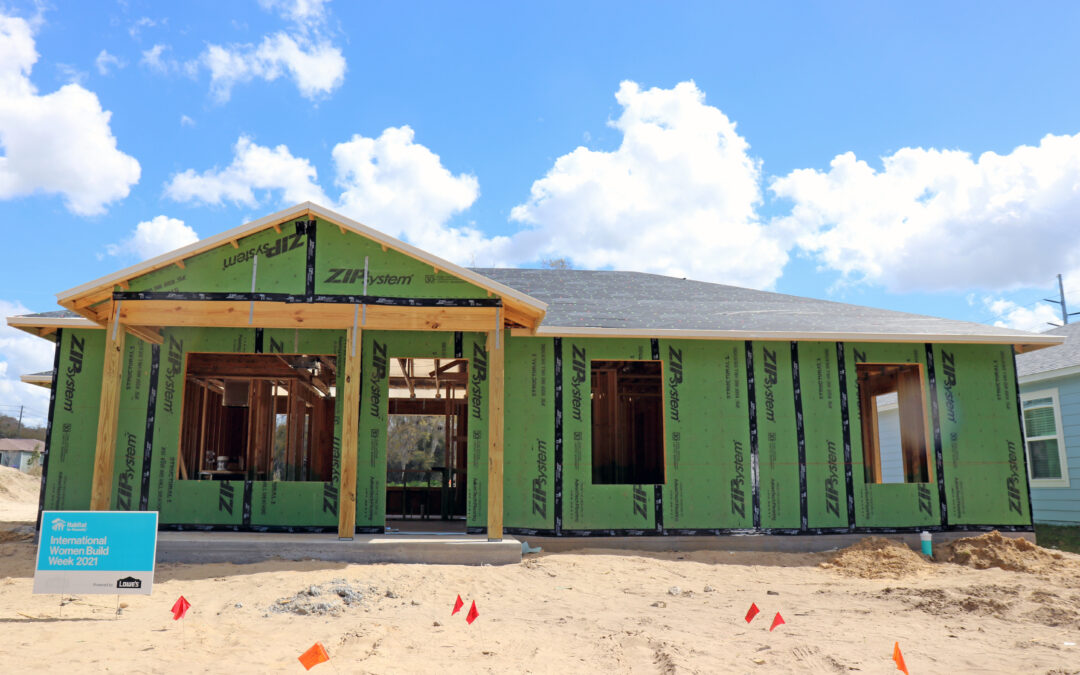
[1045,273,1080,326]
[15,405,23,436]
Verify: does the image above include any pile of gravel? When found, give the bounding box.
[270,579,367,616]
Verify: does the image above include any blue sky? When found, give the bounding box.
[2,0,1080,423]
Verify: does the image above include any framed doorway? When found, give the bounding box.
[385,357,468,533]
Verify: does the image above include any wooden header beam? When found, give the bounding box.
[116,300,498,332]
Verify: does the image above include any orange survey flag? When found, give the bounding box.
[744,603,760,623]
[452,595,464,615]
[893,642,909,674]
[298,642,330,671]
[466,600,479,625]
[171,596,191,621]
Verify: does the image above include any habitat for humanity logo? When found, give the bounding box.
[50,517,86,532]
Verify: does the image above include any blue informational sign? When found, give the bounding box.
[33,511,159,595]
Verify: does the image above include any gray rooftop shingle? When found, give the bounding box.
[1015,323,1080,377]
[473,268,1043,339]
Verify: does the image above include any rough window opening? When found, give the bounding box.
[179,353,337,482]
[591,360,665,485]
[856,363,929,484]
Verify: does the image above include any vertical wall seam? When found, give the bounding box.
[454,332,463,359]
[305,219,317,301]
[925,343,949,527]
[791,341,808,531]
[745,340,761,529]
[1010,346,1036,525]
[139,344,160,511]
[651,339,663,533]
[36,328,63,530]
[836,342,856,529]
[553,337,563,536]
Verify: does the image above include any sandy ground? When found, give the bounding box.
[1,465,1079,674]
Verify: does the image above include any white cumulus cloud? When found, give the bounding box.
[203,33,345,102]
[165,127,504,265]
[770,134,1080,293]
[164,135,328,207]
[106,215,199,260]
[0,13,140,215]
[332,126,502,262]
[0,299,56,427]
[509,80,788,288]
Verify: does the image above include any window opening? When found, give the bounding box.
[856,363,929,484]
[1021,390,1069,486]
[179,353,336,482]
[591,360,665,485]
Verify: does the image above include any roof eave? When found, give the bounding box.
[516,325,1065,351]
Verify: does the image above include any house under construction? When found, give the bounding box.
[8,203,1062,541]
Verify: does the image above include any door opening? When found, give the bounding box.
[385,357,468,533]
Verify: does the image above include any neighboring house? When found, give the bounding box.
[0,438,44,473]
[1015,323,1080,525]
[3,203,1063,546]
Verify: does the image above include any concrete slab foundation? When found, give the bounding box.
[519,531,1036,554]
[156,532,522,566]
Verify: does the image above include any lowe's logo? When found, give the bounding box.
[116,576,142,589]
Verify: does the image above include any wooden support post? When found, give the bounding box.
[90,319,126,510]
[486,329,504,541]
[338,326,362,539]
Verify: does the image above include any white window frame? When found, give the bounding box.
[1020,388,1070,488]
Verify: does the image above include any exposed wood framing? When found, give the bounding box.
[116,300,498,331]
[124,325,164,345]
[486,329,504,541]
[89,320,125,510]
[338,326,362,539]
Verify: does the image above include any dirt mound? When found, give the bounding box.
[820,537,933,579]
[0,465,39,503]
[937,531,1064,573]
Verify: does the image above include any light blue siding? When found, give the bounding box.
[1022,375,1080,525]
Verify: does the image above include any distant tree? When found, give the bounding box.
[541,258,572,270]
[387,415,445,484]
[0,414,46,440]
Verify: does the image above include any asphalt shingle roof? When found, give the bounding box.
[1015,323,1080,377]
[473,268,1043,339]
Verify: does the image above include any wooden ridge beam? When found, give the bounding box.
[116,300,497,332]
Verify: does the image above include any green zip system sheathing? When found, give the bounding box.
[36,214,1031,535]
